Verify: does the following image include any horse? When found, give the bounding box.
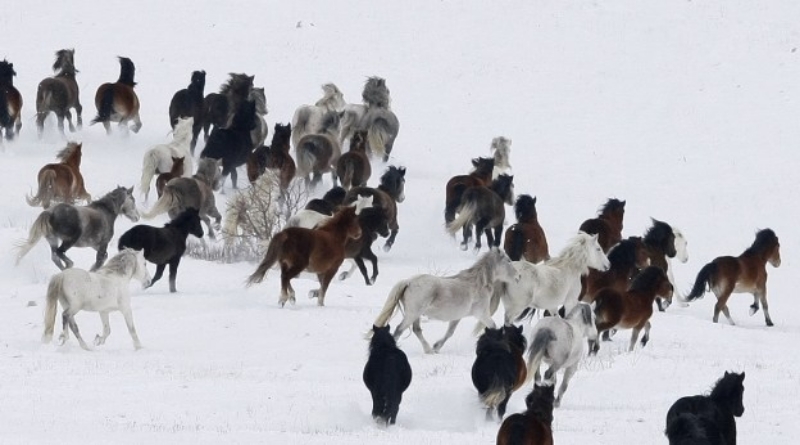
[336,130,372,190]
[484,233,609,331]
[643,218,678,311]
[142,157,223,239]
[372,249,520,354]
[92,57,142,134]
[503,194,549,263]
[118,207,203,293]
[295,111,342,189]
[246,123,295,191]
[578,198,626,253]
[200,100,257,189]
[26,142,91,208]
[472,324,527,421]
[338,205,391,285]
[444,157,495,224]
[363,324,412,426]
[0,59,22,140]
[496,384,556,445]
[156,156,185,198]
[339,77,399,161]
[291,83,346,149]
[685,229,781,326]
[305,185,346,215]
[202,73,254,143]
[491,136,513,179]
[579,236,650,304]
[139,116,194,201]
[246,206,362,307]
[526,303,597,407]
[344,165,406,251]
[35,49,82,136]
[249,87,269,147]
[42,248,150,351]
[447,174,515,251]
[665,371,745,445]
[591,266,674,353]
[168,70,205,152]
[16,186,139,271]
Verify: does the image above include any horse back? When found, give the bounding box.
[37,77,74,111]
[708,256,744,291]
[667,396,733,444]
[95,83,139,117]
[497,413,553,445]
[346,187,397,228]
[364,346,412,392]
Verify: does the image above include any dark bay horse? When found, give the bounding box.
[665,371,745,445]
[685,228,781,326]
[344,166,406,251]
[591,266,673,353]
[16,186,140,271]
[363,325,412,426]
[338,206,391,285]
[579,198,625,253]
[36,49,83,136]
[496,384,555,445]
[296,111,341,189]
[202,73,254,143]
[504,194,549,263]
[27,142,92,208]
[246,206,362,307]
[472,325,527,421]
[446,174,515,251]
[200,100,257,189]
[168,70,205,152]
[92,57,142,134]
[305,186,346,215]
[336,130,372,190]
[0,60,23,140]
[444,157,495,224]
[246,123,295,191]
[579,236,650,304]
[118,207,204,293]
[155,156,185,198]
[643,218,678,311]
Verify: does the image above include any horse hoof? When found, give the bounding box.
[338,272,348,281]
[94,335,103,346]
[382,244,392,253]
[767,320,774,327]
[749,306,759,316]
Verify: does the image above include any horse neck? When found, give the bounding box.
[471,169,493,184]
[600,213,623,233]
[89,198,120,218]
[548,250,589,276]
[376,185,397,202]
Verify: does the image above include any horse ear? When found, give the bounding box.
[399,167,406,176]
[740,371,745,381]
[127,186,134,195]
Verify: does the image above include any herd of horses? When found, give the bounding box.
[3,50,779,444]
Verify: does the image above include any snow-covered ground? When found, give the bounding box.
[1,1,798,443]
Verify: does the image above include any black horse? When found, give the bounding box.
[305,186,346,215]
[344,166,406,251]
[200,100,257,189]
[118,207,204,293]
[169,70,206,153]
[665,371,745,445]
[202,73,254,141]
[472,325,527,420]
[446,174,515,251]
[363,325,412,426]
[339,206,391,285]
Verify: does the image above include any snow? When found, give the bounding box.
[1,1,799,443]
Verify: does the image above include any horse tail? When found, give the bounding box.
[504,420,528,445]
[36,87,53,121]
[445,183,467,223]
[291,107,310,148]
[446,200,477,235]
[42,273,64,343]
[141,187,179,219]
[297,139,318,175]
[140,150,161,201]
[374,280,410,327]
[367,116,391,160]
[26,170,57,207]
[526,329,556,383]
[91,86,115,125]
[15,210,53,265]
[246,232,286,285]
[481,375,509,411]
[0,88,10,128]
[505,224,525,261]
[665,413,706,444]
[685,262,717,302]
[473,283,506,336]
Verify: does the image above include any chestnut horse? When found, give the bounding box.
[444,156,494,224]
[155,156,185,198]
[496,384,555,445]
[579,236,650,304]
[504,194,549,263]
[246,123,295,191]
[592,266,673,353]
[685,228,781,326]
[246,206,362,307]
[579,198,625,253]
[36,49,83,136]
[336,130,372,190]
[0,60,23,141]
[27,142,91,208]
[92,57,142,134]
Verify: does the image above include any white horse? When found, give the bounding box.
[487,232,609,328]
[140,116,194,201]
[291,83,346,149]
[526,303,598,407]
[373,250,520,354]
[669,227,689,302]
[41,248,151,351]
[490,136,512,179]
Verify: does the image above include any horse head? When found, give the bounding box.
[753,229,781,268]
[120,186,140,222]
[381,166,406,203]
[646,218,677,258]
[492,250,521,284]
[0,60,17,85]
[53,49,77,75]
[491,174,515,206]
[190,70,206,89]
[577,232,610,272]
[672,227,689,263]
[177,207,204,239]
[713,371,746,417]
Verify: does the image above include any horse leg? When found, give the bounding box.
[714,290,735,325]
[120,303,142,350]
[94,311,111,346]
[411,320,434,354]
[460,224,471,251]
[148,264,166,289]
[91,246,109,272]
[554,364,577,408]
[102,120,111,135]
[311,268,338,306]
[131,113,143,133]
[64,110,76,133]
[230,168,238,190]
[66,312,90,351]
[363,247,380,284]
[629,326,643,352]
[279,264,303,307]
[383,227,399,252]
[52,238,76,270]
[640,320,652,348]
[493,225,503,249]
[337,259,357,281]
[58,309,71,345]
[168,257,181,293]
[474,218,490,251]
[354,256,372,285]
[752,289,774,326]
[432,319,461,353]
[75,102,83,129]
[201,214,217,240]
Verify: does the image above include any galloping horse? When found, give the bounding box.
[36,49,83,136]
[344,166,406,251]
[363,325,412,426]
[643,218,678,311]
[472,325,527,420]
[292,83,346,149]
[340,77,400,161]
[200,100,257,189]
[168,70,205,152]
[0,60,23,140]
[202,73,254,143]
[295,111,341,189]
[447,174,515,251]
[26,142,91,208]
[496,384,555,445]
[247,123,295,191]
[579,198,626,253]
[579,236,650,303]
[685,228,781,326]
[92,57,142,134]
[155,156,185,198]
[444,157,495,224]
[336,130,372,190]
[504,194,549,263]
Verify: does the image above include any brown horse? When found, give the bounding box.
[336,130,372,190]
[472,324,528,420]
[642,218,678,311]
[92,57,142,134]
[496,384,555,445]
[592,266,673,353]
[504,194,549,263]
[0,60,23,141]
[246,206,362,307]
[295,111,341,189]
[156,156,185,198]
[36,49,82,136]
[444,157,494,224]
[580,236,650,304]
[685,228,781,326]
[246,123,295,191]
[579,198,625,253]
[27,142,91,208]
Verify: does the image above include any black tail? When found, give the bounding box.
[91,87,115,125]
[665,413,714,445]
[505,224,525,261]
[0,88,10,127]
[685,262,717,302]
[445,183,467,223]
[117,57,136,86]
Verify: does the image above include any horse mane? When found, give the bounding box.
[746,229,778,256]
[55,142,82,163]
[458,250,503,290]
[362,76,391,109]
[514,194,537,223]
[607,237,639,268]
[0,60,16,85]
[230,100,256,129]
[219,73,254,98]
[490,174,514,199]
[476,327,510,354]
[548,233,594,272]
[99,249,138,276]
[321,186,346,206]
[166,207,199,228]
[117,57,136,87]
[523,384,556,426]
[629,266,666,293]
[250,87,268,115]
[369,325,397,351]
[471,157,495,175]
[644,218,674,249]
[709,371,745,405]
[53,49,77,75]
[598,198,625,217]
[315,83,344,110]
[89,187,127,213]
[318,111,340,135]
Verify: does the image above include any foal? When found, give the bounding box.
[92,57,142,134]
[496,384,555,445]
[685,228,781,326]
[579,198,625,253]
[504,194,549,263]
[155,157,185,198]
[27,142,91,208]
